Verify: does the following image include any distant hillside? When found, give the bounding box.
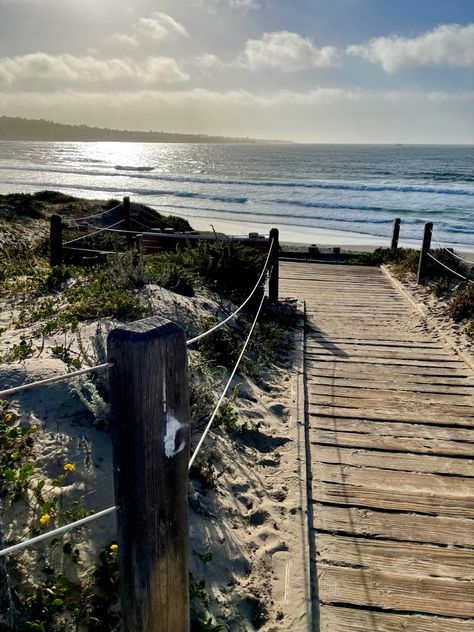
[0,116,291,144]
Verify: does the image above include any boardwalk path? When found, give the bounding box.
[280,262,474,632]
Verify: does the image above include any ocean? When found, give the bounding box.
[0,141,473,250]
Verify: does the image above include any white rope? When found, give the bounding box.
[77,202,122,222]
[427,252,474,284]
[430,229,474,265]
[189,290,266,469]
[0,363,113,398]
[186,239,273,346]
[0,506,117,558]
[63,220,125,246]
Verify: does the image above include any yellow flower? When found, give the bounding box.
[3,413,14,423]
[110,544,118,554]
[30,424,38,432]
[63,463,75,473]
[39,513,51,526]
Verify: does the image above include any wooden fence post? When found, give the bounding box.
[107,316,190,632]
[123,196,133,247]
[391,217,401,250]
[50,214,63,266]
[417,221,433,285]
[269,227,279,302]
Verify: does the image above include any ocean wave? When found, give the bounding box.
[272,199,451,216]
[114,165,155,172]
[2,164,474,196]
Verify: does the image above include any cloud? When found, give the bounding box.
[242,31,339,71]
[111,12,189,47]
[195,0,262,15]
[0,53,189,89]
[347,23,474,73]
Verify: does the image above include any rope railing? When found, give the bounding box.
[0,506,117,558]
[186,238,273,346]
[426,252,474,285]
[63,219,125,246]
[430,229,474,265]
[1,220,279,575]
[76,202,123,223]
[188,290,266,469]
[0,362,113,399]
[0,291,269,557]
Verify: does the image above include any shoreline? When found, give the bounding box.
[188,215,474,256]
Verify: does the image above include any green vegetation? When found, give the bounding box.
[0,191,300,632]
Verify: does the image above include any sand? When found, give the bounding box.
[0,278,309,629]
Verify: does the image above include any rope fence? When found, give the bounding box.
[187,238,273,346]
[0,232,277,567]
[76,201,123,222]
[63,219,125,246]
[0,283,270,557]
[189,289,267,468]
[426,251,474,285]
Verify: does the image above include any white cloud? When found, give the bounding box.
[195,0,262,15]
[111,12,189,47]
[242,31,339,71]
[347,23,474,73]
[0,53,189,89]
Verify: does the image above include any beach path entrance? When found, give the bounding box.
[280,262,474,632]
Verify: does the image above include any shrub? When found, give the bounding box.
[446,283,474,322]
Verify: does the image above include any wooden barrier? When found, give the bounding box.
[417,221,433,284]
[269,227,279,302]
[107,317,190,632]
[122,196,133,247]
[50,214,63,266]
[391,217,401,250]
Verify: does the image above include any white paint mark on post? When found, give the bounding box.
[162,374,167,415]
[164,414,186,458]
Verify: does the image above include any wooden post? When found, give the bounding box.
[123,196,133,247]
[417,221,433,285]
[50,214,63,266]
[107,316,190,632]
[268,227,279,303]
[391,217,401,250]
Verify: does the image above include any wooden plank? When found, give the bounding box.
[316,533,474,579]
[319,605,474,632]
[313,504,474,547]
[313,445,474,477]
[309,414,474,440]
[314,462,474,498]
[306,336,445,349]
[308,377,473,398]
[306,345,459,362]
[309,397,474,421]
[317,565,474,617]
[310,427,474,458]
[309,406,474,427]
[306,353,467,370]
[307,367,474,386]
[314,480,474,518]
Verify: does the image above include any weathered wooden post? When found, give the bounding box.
[269,227,279,302]
[391,217,401,250]
[107,316,190,632]
[50,214,63,266]
[123,196,133,247]
[417,221,433,285]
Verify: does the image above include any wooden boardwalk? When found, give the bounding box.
[280,262,474,632]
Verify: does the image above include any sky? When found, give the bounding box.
[0,0,473,143]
